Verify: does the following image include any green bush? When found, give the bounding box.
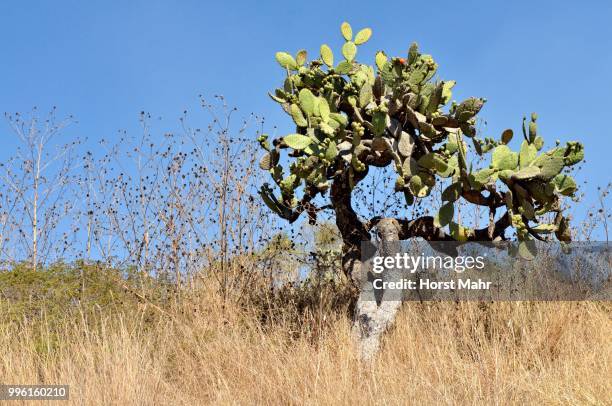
[0,262,170,325]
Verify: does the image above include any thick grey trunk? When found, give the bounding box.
[352,218,404,362]
[353,292,404,361]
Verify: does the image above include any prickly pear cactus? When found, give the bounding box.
[259,22,584,258]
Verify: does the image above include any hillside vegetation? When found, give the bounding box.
[1,271,610,405]
[0,103,610,405]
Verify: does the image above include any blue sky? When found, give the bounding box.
[1,0,610,224]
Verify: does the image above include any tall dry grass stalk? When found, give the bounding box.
[1,287,609,405]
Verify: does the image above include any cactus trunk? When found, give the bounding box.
[352,218,404,362]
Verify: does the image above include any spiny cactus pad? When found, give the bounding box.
[261,22,584,253]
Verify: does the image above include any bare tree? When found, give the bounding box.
[0,108,79,269]
[74,97,279,300]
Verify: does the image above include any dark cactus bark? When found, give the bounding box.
[330,172,370,286]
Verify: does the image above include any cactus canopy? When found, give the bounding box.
[259,22,584,262]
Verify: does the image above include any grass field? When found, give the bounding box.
[1,281,609,405]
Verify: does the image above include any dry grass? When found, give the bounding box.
[1,288,610,405]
